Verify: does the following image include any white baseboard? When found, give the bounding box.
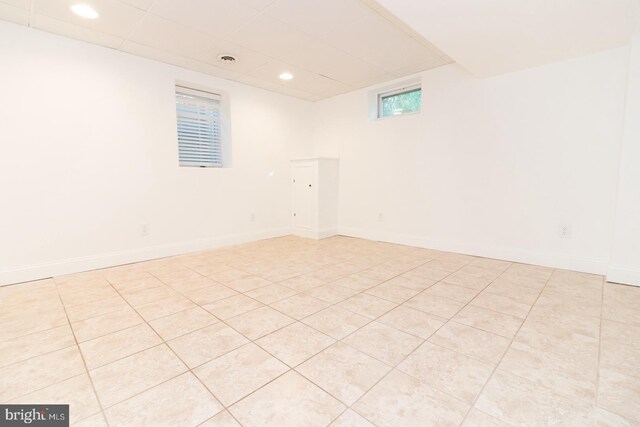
[607,265,640,287]
[339,227,609,275]
[292,227,338,240]
[0,227,292,286]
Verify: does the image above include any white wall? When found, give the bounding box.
[0,21,314,285]
[609,35,640,285]
[313,48,629,274]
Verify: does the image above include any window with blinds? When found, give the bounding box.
[175,85,222,167]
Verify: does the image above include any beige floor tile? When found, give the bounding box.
[120,284,179,307]
[598,368,640,423]
[278,275,326,292]
[256,322,335,367]
[343,322,423,366]
[600,320,640,378]
[89,344,187,408]
[453,305,523,339]
[207,269,253,284]
[65,296,129,323]
[195,343,288,406]
[105,372,222,426]
[377,305,445,339]
[199,411,241,426]
[353,369,468,427]
[424,282,480,303]
[411,265,456,282]
[59,285,120,307]
[398,342,494,404]
[483,282,541,305]
[166,275,222,293]
[73,412,108,427]
[331,275,381,292]
[149,306,219,341]
[441,272,493,290]
[245,283,298,304]
[181,284,238,305]
[297,342,390,405]
[71,307,143,343]
[0,307,68,341]
[330,410,375,427]
[80,323,161,369]
[301,306,370,340]
[429,322,510,365]
[498,341,597,403]
[337,294,397,319]
[304,283,359,304]
[270,294,330,319]
[365,282,421,304]
[202,295,264,320]
[404,292,465,319]
[476,369,597,426]
[384,273,437,291]
[595,407,636,427]
[462,408,510,426]
[11,374,100,423]
[0,346,85,401]
[135,294,196,321]
[226,276,272,293]
[168,323,249,368]
[470,291,531,318]
[603,283,640,326]
[0,324,76,368]
[227,306,294,340]
[229,371,345,427]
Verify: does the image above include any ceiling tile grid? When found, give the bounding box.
[0,0,453,100]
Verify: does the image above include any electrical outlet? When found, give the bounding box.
[558,223,571,239]
[140,223,149,237]
[377,213,383,222]
[251,213,256,222]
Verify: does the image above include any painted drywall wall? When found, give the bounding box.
[0,21,314,285]
[609,35,640,286]
[313,48,629,274]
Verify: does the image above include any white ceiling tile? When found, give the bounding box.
[248,60,352,96]
[322,12,444,73]
[284,40,391,86]
[237,0,276,12]
[183,59,245,81]
[225,15,315,64]
[118,0,155,11]
[31,13,124,48]
[128,14,214,61]
[235,74,315,99]
[120,40,188,67]
[34,0,145,38]
[150,0,259,39]
[0,0,29,9]
[264,0,368,38]
[0,2,29,25]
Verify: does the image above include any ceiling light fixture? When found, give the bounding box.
[71,4,99,19]
[279,72,294,81]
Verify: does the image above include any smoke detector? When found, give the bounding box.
[217,54,237,63]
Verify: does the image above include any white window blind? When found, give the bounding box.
[176,85,222,167]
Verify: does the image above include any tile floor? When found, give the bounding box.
[1,235,639,426]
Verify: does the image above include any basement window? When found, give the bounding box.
[378,83,421,118]
[176,85,223,168]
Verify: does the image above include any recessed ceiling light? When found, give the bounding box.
[71,4,99,19]
[279,72,294,81]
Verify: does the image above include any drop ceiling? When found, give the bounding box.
[0,0,452,100]
[376,0,640,78]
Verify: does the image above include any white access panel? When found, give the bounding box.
[292,164,313,229]
[291,158,339,239]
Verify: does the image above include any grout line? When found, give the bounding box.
[51,277,111,427]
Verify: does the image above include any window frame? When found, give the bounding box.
[368,77,422,121]
[175,82,231,169]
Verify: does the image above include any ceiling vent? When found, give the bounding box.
[217,54,237,63]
